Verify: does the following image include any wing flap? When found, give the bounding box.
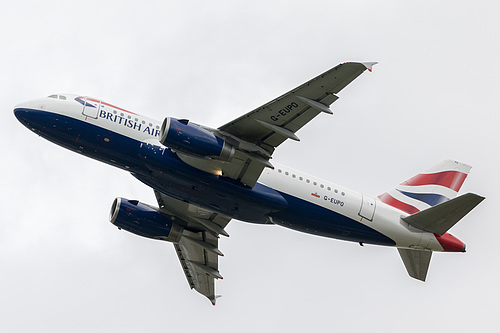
[175,230,221,304]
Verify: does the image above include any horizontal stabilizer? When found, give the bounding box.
[398,248,432,282]
[402,193,485,235]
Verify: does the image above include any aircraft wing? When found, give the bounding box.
[219,62,376,152]
[155,191,230,305]
[174,62,375,187]
[210,62,376,187]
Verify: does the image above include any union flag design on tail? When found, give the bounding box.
[377,160,471,214]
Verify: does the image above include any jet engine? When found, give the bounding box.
[109,197,183,243]
[159,117,235,162]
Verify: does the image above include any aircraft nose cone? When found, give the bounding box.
[14,106,26,114]
[14,104,33,127]
[14,100,32,114]
[13,100,42,130]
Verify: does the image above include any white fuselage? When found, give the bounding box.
[14,94,452,252]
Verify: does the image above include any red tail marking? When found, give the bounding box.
[402,171,468,192]
[378,193,420,214]
[435,233,466,252]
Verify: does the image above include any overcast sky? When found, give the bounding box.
[2,0,498,332]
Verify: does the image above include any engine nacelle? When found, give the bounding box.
[160,117,235,162]
[109,197,183,243]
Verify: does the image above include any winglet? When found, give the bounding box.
[361,62,378,72]
[209,295,222,306]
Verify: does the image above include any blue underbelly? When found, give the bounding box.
[16,108,395,246]
[16,109,288,222]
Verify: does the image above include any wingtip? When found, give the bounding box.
[209,295,222,305]
[361,62,378,72]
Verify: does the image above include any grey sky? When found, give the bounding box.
[2,0,498,332]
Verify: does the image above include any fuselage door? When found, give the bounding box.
[359,195,376,221]
[82,97,101,119]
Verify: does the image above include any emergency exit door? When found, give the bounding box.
[81,97,101,119]
[359,195,376,221]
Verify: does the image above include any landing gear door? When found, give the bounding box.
[359,195,376,221]
[82,97,101,119]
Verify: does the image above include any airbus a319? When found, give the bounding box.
[14,62,484,304]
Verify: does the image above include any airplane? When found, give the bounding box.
[13,62,484,305]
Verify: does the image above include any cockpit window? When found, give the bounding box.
[47,94,67,100]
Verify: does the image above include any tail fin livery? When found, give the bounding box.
[378,160,472,214]
[380,160,485,282]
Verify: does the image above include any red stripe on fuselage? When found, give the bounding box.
[76,96,138,116]
[401,171,467,192]
[377,193,420,214]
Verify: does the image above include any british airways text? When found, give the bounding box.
[99,110,160,137]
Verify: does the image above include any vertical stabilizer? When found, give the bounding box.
[378,160,471,214]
